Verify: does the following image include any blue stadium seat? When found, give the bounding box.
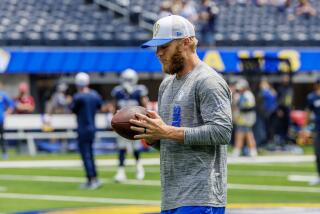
[0,0,318,46]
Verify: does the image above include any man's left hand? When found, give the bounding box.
[130,111,169,141]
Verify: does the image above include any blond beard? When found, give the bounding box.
[161,47,185,75]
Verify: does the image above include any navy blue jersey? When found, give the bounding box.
[111,85,148,109]
[307,91,320,130]
[70,89,102,134]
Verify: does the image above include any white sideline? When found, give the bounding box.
[0,155,314,168]
[227,155,314,164]
[0,193,161,205]
[0,175,160,186]
[0,174,319,193]
[0,158,160,168]
[288,175,317,182]
[230,170,315,177]
[229,183,320,193]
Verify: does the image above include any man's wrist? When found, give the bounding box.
[167,126,185,143]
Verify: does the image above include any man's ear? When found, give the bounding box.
[183,37,191,45]
[181,38,191,50]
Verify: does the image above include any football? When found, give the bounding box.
[111,106,148,140]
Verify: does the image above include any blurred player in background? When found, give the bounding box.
[306,78,320,185]
[42,83,72,144]
[0,82,14,159]
[14,82,35,114]
[132,15,232,214]
[70,72,103,189]
[233,79,258,157]
[47,83,71,114]
[111,68,149,182]
[274,75,293,147]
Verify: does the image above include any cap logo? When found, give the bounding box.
[153,23,160,37]
[176,32,182,36]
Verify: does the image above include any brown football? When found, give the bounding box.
[111,106,148,140]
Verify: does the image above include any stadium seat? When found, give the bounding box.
[0,0,318,46]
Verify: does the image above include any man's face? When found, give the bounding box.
[156,39,185,75]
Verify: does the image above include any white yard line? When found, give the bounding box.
[49,166,161,173]
[0,158,160,168]
[0,193,160,205]
[0,175,84,183]
[0,174,319,193]
[100,166,161,173]
[229,170,315,177]
[0,174,161,186]
[49,167,314,177]
[227,155,314,164]
[249,162,314,167]
[0,155,314,168]
[229,183,320,193]
[288,175,318,182]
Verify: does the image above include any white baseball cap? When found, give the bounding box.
[75,72,90,87]
[141,15,195,48]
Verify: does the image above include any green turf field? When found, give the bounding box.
[0,150,319,213]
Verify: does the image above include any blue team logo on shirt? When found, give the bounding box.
[171,105,181,127]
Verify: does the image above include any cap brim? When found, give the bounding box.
[141,39,173,48]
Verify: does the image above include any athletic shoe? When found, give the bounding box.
[88,180,103,189]
[114,167,126,182]
[249,149,258,157]
[136,163,145,180]
[80,180,103,190]
[231,148,241,157]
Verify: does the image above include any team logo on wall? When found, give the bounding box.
[0,49,10,73]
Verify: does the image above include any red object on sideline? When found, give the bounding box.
[290,110,307,127]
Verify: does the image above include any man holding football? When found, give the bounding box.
[130,15,232,214]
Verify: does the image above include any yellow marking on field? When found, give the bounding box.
[47,206,160,214]
[35,204,320,214]
[228,203,320,208]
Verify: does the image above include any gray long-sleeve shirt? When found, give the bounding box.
[157,62,232,211]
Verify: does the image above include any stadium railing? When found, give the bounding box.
[3,114,116,156]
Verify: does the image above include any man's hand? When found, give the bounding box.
[130,111,169,142]
[130,110,185,143]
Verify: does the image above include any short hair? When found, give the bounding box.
[189,36,198,53]
[175,37,197,53]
